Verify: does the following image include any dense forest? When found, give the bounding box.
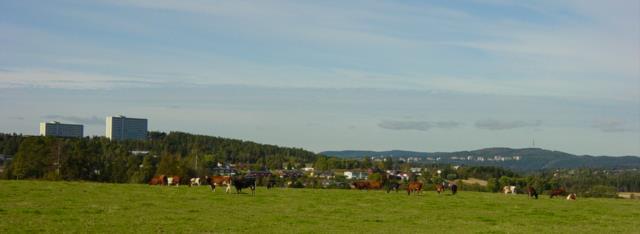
[1,132,639,197]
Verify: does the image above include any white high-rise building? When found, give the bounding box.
[39,121,83,138]
[106,116,148,140]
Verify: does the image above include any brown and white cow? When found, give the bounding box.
[189,177,201,187]
[503,186,517,195]
[167,176,181,187]
[566,193,577,200]
[205,176,232,193]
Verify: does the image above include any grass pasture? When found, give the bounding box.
[1,181,639,233]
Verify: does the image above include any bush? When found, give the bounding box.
[582,185,617,198]
[459,182,487,192]
[368,173,381,181]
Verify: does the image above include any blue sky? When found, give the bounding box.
[1,0,639,155]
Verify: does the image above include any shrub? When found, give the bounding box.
[582,185,617,198]
[459,182,487,192]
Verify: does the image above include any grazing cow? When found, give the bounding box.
[205,176,232,193]
[550,188,566,198]
[436,184,446,194]
[167,176,181,187]
[351,181,370,190]
[189,177,201,187]
[527,186,538,199]
[566,193,577,200]
[351,180,383,191]
[450,184,458,195]
[386,182,401,193]
[503,186,517,194]
[232,176,256,195]
[407,182,423,195]
[149,176,162,185]
[368,181,383,190]
[149,175,168,185]
[266,178,276,189]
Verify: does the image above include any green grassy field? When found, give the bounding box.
[1,180,638,233]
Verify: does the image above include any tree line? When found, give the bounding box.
[1,132,638,197]
[0,132,320,183]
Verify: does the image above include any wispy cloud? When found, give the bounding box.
[475,119,541,130]
[592,119,631,133]
[0,69,172,90]
[378,120,462,131]
[43,115,103,125]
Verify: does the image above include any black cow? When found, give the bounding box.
[386,181,401,193]
[266,178,276,189]
[233,176,256,195]
[450,184,458,195]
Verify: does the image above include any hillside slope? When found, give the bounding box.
[322,148,640,171]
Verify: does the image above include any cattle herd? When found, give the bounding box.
[149,175,256,195]
[149,174,577,200]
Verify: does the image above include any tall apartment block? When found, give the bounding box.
[105,116,148,140]
[39,121,83,138]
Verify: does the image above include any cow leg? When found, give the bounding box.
[225,184,231,193]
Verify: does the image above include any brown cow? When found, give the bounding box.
[550,188,566,198]
[351,181,370,190]
[351,180,383,191]
[527,186,538,199]
[368,181,382,190]
[407,182,423,195]
[149,175,167,185]
[149,177,161,185]
[206,176,232,193]
[436,184,445,194]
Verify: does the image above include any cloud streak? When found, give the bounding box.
[378,120,462,131]
[592,119,631,133]
[43,115,103,126]
[475,119,541,130]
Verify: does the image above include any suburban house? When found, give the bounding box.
[314,171,335,179]
[344,171,368,180]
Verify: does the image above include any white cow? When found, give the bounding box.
[190,177,201,187]
[566,193,577,200]
[503,186,517,194]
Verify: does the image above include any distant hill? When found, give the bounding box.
[321,148,640,171]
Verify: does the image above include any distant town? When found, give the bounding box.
[368,155,521,163]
